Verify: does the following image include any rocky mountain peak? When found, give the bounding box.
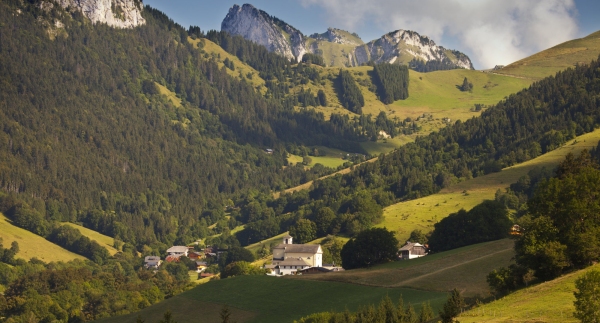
[309,28,364,46]
[222,3,306,62]
[56,0,145,28]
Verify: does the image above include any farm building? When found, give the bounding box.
[268,235,323,275]
[144,256,162,269]
[166,245,189,258]
[398,242,427,260]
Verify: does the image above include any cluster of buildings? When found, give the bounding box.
[143,245,221,272]
[142,234,429,277]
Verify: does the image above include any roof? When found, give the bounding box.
[165,255,181,262]
[196,261,208,266]
[144,256,160,262]
[167,246,189,253]
[399,242,425,251]
[273,258,312,266]
[283,234,292,239]
[272,244,321,254]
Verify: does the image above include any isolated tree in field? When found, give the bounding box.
[317,89,327,106]
[340,227,398,269]
[159,310,177,323]
[574,270,600,323]
[459,77,473,92]
[439,289,465,323]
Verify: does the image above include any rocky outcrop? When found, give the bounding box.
[352,30,473,69]
[309,28,363,46]
[56,0,145,28]
[222,4,306,62]
[221,4,473,70]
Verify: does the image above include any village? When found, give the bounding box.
[143,235,428,279]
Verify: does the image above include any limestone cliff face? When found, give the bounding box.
[56,0,145,28]
[222,4,306,62]
[352,30,473,69]
[221,4,473,69]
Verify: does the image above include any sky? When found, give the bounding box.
[144,0,600,69]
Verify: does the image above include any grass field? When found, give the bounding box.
[457,263,600,323]
[497,30,600,80]
[188,37,266,92]
[378,129,600,243]
[99,275,448,323]
[0,213,85,263]
[154,82,182,108]
[391,69,532,119]
[61,222,119,255]
[295,239,515,298]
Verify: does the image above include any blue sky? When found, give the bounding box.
[144,0,600,69]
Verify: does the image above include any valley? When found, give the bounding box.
[0,0,599,322]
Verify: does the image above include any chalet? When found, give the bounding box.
[144,256,162,269]
[195,261,208,272]
[166,246,189,258]
[398,242,427,260]
[269,235,323,275]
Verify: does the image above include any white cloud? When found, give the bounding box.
[299,0,579,69]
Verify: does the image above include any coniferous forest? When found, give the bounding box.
[1,0,600,321]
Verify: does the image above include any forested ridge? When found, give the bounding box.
[0,0,401,252]
[235,55,600,244]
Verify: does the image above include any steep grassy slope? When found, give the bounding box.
[379,128,600,242]
[296,66,532,126]
[98,275,447,323]
[0,213,85,262]
[294,239,515,298]
[61,222,120,256]
[457,264,600,323]
[497,30,600,80]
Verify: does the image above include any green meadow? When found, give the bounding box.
[497,30,600,80]
[378,128,600,243]
[458,264,600,323]
[295,239,515,298]
[62,222,120,255]
[0,213,85,263]
[98,275,447,323]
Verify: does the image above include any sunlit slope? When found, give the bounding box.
[0,213,86,262]
[458,263,600,323]
[379,128,600,242]
[62,222,120,256]
[497,30,600,80]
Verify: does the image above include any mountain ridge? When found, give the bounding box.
[221,3,473,69]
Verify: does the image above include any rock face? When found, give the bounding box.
[56,0,145,28]
[352,30,473,69]
[309,28,364,46]
[222,4,306,62]
[221,4,473,69]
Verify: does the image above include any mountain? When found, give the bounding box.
[55,0,145,28]
[221,3,473,70]
[221,4,307,61]
[353,29,473,69]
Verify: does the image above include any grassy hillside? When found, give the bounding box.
[497,30,600,80]
[188,37,267,92]
[0,213,85,263]
[457,264,600,323]
[295,66,532,140]
[98,275,447,323]
[61,222,120,256]
[379,128,600,242]
[295,239,514,298]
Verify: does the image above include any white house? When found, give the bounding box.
[144,256,162,269]
[398,242,427,260]
[268,235,323,275]
[166,246,189,258]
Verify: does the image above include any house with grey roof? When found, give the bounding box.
[268,235,323,275]
[166,246,189,258]
[144,256,162,269]
[398,242,427,260]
